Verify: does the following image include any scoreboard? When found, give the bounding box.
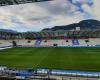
[0,0,52,6]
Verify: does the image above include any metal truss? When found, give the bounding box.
[0,0,52,6]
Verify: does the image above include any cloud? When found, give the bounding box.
[0,0,99,32]
[92,0,100,20]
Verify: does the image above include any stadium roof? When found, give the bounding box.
[0,0,52,6]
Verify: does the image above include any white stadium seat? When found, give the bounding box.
[0,38,100,48]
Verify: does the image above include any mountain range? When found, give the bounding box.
[42,19,100,31]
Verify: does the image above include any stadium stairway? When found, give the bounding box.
[72,39,79,46]
[34,39,42,46]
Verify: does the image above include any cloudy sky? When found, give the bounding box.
[0,0,100,32]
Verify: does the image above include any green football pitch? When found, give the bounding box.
[0,47,100,71]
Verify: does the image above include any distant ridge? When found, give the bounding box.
[0,29,17,32]
[42,19,100,31]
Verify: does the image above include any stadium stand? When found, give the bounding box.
[40,40,73,46]
[0,40,12,49]
[78,39,87,46]
[34,39,42,46]
[72,39,79,46]
[17,39,36,46]
[34,39,100,47]
[0,30,100,48]
[89,38,100,46]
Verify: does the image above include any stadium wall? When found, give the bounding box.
[0,66,100,79]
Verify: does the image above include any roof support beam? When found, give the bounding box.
[0,0,52,6]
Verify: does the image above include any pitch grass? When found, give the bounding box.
[0,47,100,71]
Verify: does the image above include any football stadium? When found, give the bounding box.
[0,0,100,80]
